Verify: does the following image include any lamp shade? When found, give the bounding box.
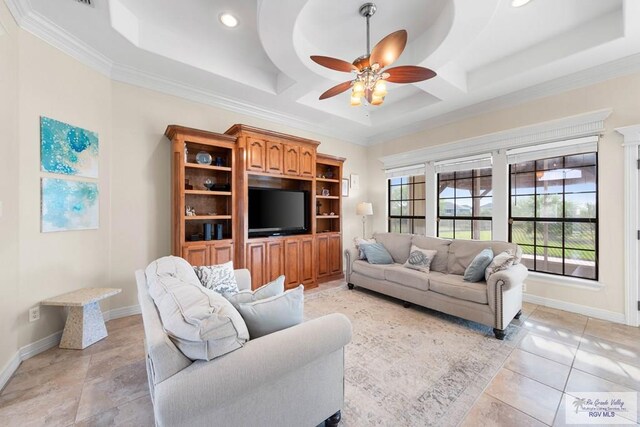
[356,202,373,216]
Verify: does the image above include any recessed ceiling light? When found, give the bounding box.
[512,0,532,7]
[219,13,238,28]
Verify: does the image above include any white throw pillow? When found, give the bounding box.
[225,275,285,307]
[193,261,238,295]
[403,245,438,273]
[485,250,516,281]
[236,285,304,339]
[146,256,249,361]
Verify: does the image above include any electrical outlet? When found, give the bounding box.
[29,306,40,322]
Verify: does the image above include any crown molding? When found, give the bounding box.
[110,64,367,145]
[367,53,640,146]
[380,108,611,169]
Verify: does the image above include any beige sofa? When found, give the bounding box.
[345,233,528,339]
[135,265,352,427]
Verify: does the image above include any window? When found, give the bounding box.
[388,175,426,234]
[437,168,492,240]
[509,153,598,280]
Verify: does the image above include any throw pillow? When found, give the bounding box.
[236,285,304,339]
[360,242,394,264]
[403,245,438,273]
[225,275,285,307]
[353,237,375,259]
[146,256,249,361]
[193,261,238,295]
[463,248,494,282]
[485,249,516,281]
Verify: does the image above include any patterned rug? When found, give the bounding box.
[305,285,524,427]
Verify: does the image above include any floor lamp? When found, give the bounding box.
[356,202,373,238]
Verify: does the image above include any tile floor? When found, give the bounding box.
[1,296,639,426]
[461,303,640,426]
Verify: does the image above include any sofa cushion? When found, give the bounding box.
[384,266,429,291]
[360,243,394,264]
[447,240,522,275]
[225,275,285,306]
[146,256,249,361]
[193,261,238,295]
[411,235,452,273]
[373,232,413,264]
[429,273,488,305]
[352,260,389,280]
[463,248,494,282]
[236,285,304,339]
[403,245,438,273]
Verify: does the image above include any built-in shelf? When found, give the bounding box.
[184,190,232,196]
[316,177,340,183]
[185,163,232,172]
[183,239,233,246]
[185,215,232,220]
[316,195,339,199]
[316,215,340,219]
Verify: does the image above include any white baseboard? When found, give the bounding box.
[523,293,626,324]
[103,304,141,321]
[0,352,20,392]
[0,303,142,392]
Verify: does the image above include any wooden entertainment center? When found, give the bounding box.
[165,124,345,290]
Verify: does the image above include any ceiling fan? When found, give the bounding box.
[311,2,436,107]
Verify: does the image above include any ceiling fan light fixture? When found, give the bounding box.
[511,0,532,7]
[352,81,365,97]
[350,95,362,106]
[219,13,239,28]
[370,94,384,106]
[373,79,387,96]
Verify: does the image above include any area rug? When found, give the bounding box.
[305,285,525,427]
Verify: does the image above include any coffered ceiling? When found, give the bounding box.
[5,0,640,144]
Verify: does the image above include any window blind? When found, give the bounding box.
[434,153,492,174]
[506,136,599,164]
[385,163,426,179]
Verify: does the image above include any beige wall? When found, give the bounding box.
[368,72,640,316]
[17,30,113,347]
[0,2,20,373]
[5,24,370,350]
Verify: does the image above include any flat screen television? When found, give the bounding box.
[248,188,309,237]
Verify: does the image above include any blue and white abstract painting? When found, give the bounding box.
[41,178,99,232]
[40,116,99,178]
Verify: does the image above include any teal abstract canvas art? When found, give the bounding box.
[41,178,99,232]
[40,116,99,178]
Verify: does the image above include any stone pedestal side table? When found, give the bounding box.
[41,288,122,350]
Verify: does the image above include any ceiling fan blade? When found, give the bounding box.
[384,66,437,83]
[319,81,354,100]
[310,56,357,73]
[370,30,407,68]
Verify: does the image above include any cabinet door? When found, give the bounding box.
[183,245,208,267]
[329,234,342,275]
[266,141,283,175]
[300,147,315,178]
[316,235,329,278]
[266,240,285,282]
[246,138,266,172]
[210,242,234,265]
[283,144,300,176]
[246,242,266,290]
[284,238,301,289]
[300,236,315,286]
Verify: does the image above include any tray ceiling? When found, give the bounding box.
[5,0,640,145]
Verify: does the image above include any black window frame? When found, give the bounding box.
[437,168,493,240]
[508,153,599,281]
[387,175,426,234]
